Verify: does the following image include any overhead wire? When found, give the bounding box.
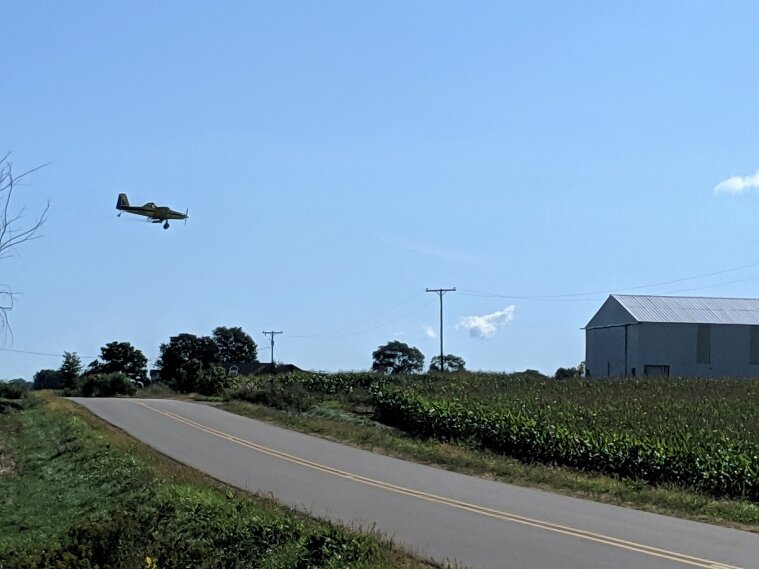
[0,347,100,359]
[9,261,759,366]
[0,347,155,363]
[656,274,759,296]
[290,298,436,340]
[459,259,759,302]
[289,291,430,339]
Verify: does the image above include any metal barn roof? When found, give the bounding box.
[611,294,759,325]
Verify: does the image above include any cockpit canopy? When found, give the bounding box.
[143,202,156,208]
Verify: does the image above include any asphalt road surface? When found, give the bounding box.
[73,398,759,569]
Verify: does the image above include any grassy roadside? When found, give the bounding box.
[0,393,440,569]
[215,399,759,533]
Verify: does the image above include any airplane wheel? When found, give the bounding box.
[163,222,169,230]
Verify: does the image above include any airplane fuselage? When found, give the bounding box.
[116,194,188,229]
[118,204,187,221]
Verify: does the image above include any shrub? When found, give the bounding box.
[554,366,578,380]
[195,366,231,396]
[0,382,25,399]
[77,372,137,397]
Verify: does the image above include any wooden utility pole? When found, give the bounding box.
[262,330,282,370]
[425,287,456,371]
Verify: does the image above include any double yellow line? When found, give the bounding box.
[134,401,743,569]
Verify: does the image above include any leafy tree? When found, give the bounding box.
[32,368,63,389]
[1,154,48,336]
[87,341,148,383]
[521,369,548,381]
[59,351,82,389]
[196,365,232,396]
[372,340,424,375]
[429,354,466,373]
[157,333,219,389]
[213,326,258,363]
[78,372,137,397]
[0,381,25,399]
[172,358,204,393]
[554,366,578,380]
[7,378,32,390]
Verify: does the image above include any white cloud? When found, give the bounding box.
[457,306,515,339]
[714,171,759,194]
[425,325,437,338]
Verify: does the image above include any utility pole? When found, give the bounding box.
[262,330,282,371]
[425,287,456,371]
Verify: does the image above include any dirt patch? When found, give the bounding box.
[0,445,16,477]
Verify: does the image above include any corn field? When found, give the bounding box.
[371,374,759,501]
[228,371,759,500]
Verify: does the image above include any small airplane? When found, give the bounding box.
[116,193,188,230]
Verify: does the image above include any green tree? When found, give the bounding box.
[157,333,219,390]
[429,354,466,373]
[32,368,63,389]
[7,378,32,391]
[372,340,424,375]
[554,366,578,380]
[59,351,82,389]
[195,365,232,396]
[78,372,137,397]
[212,326,258,363]
[87,341,148,383]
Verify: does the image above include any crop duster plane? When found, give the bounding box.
[116,193,188,229]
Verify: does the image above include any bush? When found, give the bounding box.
[234,379,316,412]
[77,372,137,397]
[0,382,25,399]
[554,366,578,380]
[195,366,231,396]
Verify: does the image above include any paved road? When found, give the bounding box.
[73,398,759,569]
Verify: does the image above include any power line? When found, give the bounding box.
[0,347,100,360]
[262,331,282,369]
[290,291,426,339]
[290,299,435,340]
[657,274,759,296]
[426,287,456,372]
[0,347,155,363]
[459,259,759,302]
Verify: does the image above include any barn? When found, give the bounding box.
[584,294,759,378]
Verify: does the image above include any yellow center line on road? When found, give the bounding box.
[134,401,744,569]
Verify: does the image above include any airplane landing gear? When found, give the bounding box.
[163,221,170,230]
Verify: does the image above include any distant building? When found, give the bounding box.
[585,294,759,378]
[216,362,302,376]
[147,362,302,383]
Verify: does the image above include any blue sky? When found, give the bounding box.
[3,1,759,379]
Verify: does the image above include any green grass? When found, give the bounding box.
[0,393,437,569]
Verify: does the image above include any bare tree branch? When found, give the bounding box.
[0,153,49,339]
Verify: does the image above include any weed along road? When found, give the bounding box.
[73,398,758,569]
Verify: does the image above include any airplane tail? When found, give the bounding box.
[116,193,129,209]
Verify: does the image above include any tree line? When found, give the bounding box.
[26,332,582,397]
[28,333,469,396]
[32,326,259,396]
